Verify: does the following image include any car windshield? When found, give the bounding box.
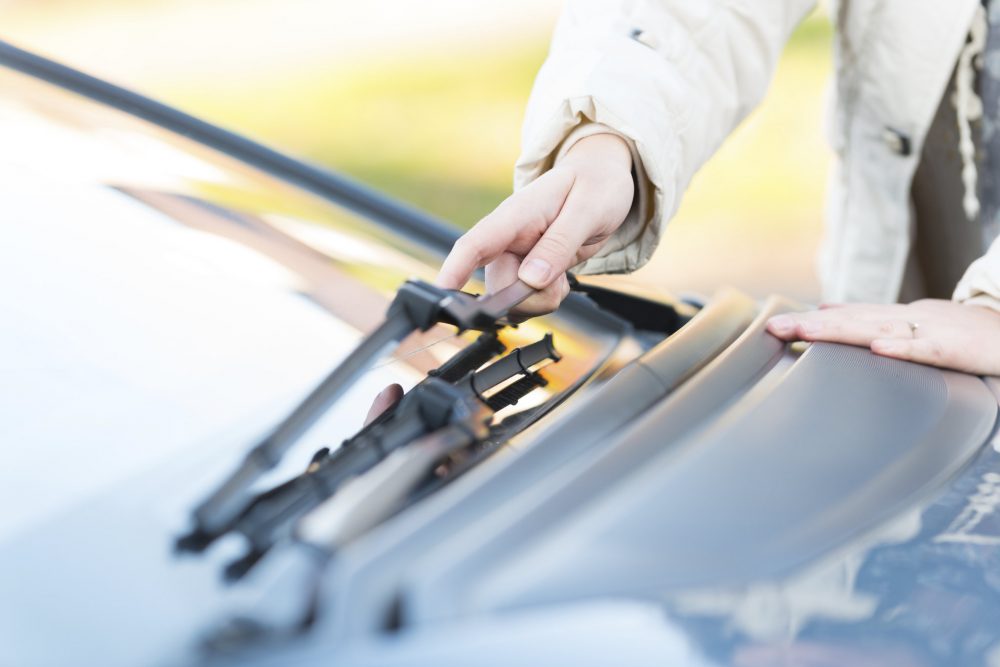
[0,63,628,547]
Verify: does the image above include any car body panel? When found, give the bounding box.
[0,46,635,667]
[1,40,999,667]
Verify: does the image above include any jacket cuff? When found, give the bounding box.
[953,238,1000,313]
[513,95,671,275]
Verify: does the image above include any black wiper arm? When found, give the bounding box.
[218,335,561,580]
[197,335,560,649]
[295,346,559,556]
[177,278,536,553]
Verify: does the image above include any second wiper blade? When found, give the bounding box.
[218,334,561,579]
[177,278,536,552]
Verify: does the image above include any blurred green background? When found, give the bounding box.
[6,0,832,300]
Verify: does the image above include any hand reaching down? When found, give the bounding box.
[436,133,635,317]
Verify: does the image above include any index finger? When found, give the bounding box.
[435,173,570,290]
[436,216,519,290]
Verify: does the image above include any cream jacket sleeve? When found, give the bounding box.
[954,237,1000,313]
[514,0,817,275]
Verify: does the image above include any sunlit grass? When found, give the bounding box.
[166,40,550,227]
[161,14,832,238]
[5,0,834,299]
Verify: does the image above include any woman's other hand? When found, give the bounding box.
[767,299,1000,376]
[436,132,635,317]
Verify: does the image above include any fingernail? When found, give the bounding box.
[519,258,552,287]
[768,315,794,334]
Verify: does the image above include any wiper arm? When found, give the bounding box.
[199,344,559,652]
[177,279,535,552]
[294,347,557,557]
[219,335,560,580]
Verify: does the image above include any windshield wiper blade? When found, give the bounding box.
[177,279,536,553]
[197,335,560,650]
[200,357,558,649]
[219,335,560,579]
[293,369,553,558]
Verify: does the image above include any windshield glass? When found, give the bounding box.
[0,65,626,545]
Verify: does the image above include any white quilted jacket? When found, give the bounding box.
[514,0,1000,308]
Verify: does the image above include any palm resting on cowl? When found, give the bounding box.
[766,299,1000,376]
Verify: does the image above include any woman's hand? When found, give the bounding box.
[436,132,635,317]
[766,299,1000,376]
[364,384,403,426]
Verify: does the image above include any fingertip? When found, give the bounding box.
[436,228,498,290]
[435,257,471,290]
[766,314,797,339]
[434,271,462,290]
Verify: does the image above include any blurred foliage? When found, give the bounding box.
[168,41,548,228]
[7,2,833,298]
[164,14,833,235]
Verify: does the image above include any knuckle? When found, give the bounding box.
[506,202,534,226]
[498,199,546,235]
[535,231,575,262]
